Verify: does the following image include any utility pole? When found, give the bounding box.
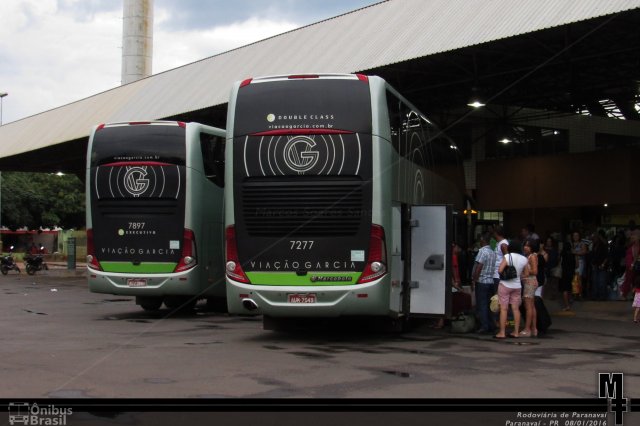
[0,92,7,238]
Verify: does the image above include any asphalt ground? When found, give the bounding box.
[0,268,637,425]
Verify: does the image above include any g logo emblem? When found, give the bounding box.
[283,136,320,173]
[123,166,150,196]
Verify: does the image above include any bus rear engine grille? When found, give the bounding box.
[242,179,365,237]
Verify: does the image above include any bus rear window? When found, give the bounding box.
[90,125,186,167]
[233,79,371,136]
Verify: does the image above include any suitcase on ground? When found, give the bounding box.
[534,296,552,333]
[519,296,552,334]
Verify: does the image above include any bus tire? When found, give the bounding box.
[137,296,163,311]
[163,296,180,309]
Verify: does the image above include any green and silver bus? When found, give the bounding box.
[86,121,226,311]
[224,74,466,326]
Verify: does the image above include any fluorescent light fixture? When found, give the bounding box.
[499,138,512,144]
[467,100,485,108]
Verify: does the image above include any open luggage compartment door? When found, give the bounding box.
[409,205,452,316]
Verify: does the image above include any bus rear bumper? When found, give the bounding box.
[87,267,224,297]
[226,276,389,317]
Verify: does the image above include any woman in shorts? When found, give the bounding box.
[520,240,539,337]
[495,243,530,339]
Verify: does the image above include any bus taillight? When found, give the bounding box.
[175,229,197,272]
[225,225,250,283]
[357,225,387,284]
[86,228,102,271]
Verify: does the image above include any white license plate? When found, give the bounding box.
[127,278,147,287]
[288,293,317,304]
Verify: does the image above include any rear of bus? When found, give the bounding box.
[225,74,388,317]
[86,122,209,306]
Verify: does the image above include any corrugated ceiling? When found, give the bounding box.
[1,0,639,158]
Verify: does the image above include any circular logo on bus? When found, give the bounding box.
[283,136,320,173]
[123,166,150,197]
[266,113,275,122]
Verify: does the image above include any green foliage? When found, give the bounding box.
[0,172,85,230]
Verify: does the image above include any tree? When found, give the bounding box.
[0,172,85,230]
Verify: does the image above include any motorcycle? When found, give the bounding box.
[24,253,48,275]
[1,247,21,275]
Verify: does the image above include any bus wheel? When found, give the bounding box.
[205,297,228,313]
[136,296,163,311]
[163,296,180,309]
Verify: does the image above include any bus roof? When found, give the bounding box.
[239,73,370,87]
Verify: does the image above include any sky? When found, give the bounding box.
[0,0,380,124]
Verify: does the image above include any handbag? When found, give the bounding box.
[499,254,518,280]
[490,294,500,313]
[571,272,582,296]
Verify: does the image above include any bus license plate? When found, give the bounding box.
[288,293,316,304]
[127,278,147,287]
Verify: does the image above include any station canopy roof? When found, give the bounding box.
[0,0,639,174]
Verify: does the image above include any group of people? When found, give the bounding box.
[469,226,543,338]
[468,223,640,335]
[555,227,640,315]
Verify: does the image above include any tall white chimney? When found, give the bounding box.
[121,0,153,85]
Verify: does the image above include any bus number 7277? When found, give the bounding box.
[290,240,314,250]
